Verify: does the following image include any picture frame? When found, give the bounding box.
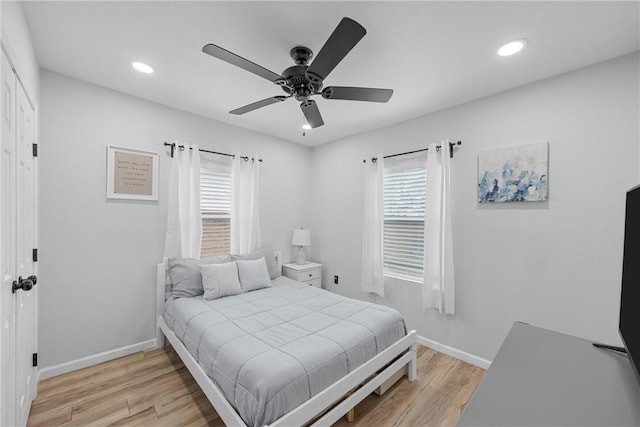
[477,141,549,203]
[106,145,159,201]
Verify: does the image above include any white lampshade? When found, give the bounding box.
[292,229,311,246]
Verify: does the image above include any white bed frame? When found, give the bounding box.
[156,256,417,427]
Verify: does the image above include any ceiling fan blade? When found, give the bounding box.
[306,17,366,83]
[322,86,393,103]
[230,96,287,115]
[203,43,283,83]
[300,100,324,128]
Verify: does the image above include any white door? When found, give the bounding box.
[15,78,37,426]
[0,49,17,427]
[0,50,38,427]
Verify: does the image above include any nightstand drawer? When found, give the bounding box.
[284,267,320,282]
[304,278,321,288]
[282,263,323,286]
[295,268,320,281]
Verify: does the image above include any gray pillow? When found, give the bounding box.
[237,258,271,292]
[200,262,242,300]
[168,254,231,298]
[231,246,280,280]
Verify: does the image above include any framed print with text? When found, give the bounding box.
[106,145,159,201]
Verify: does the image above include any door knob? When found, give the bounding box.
[12,275,37,293]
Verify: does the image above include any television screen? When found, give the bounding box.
[620,184,640,385]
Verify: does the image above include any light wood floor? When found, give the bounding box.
[27,345,484,427]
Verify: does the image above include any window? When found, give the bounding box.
[383,159,426,280]
[200,160,232,258]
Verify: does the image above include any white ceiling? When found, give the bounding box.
[22,1,639,147]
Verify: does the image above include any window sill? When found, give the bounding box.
[383,271,423,284]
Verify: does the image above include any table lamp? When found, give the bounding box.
[291,228,311,265]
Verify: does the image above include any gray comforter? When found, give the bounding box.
[164,276,406,426]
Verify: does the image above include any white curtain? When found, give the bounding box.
[423,141,455,314]
[231,156,261,254]
[163,144,202,260]
[361,155,385,297]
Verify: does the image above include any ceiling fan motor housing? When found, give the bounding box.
[280,46,322,101]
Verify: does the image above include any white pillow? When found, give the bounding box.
[231,247,280,279]
[237,257,271,292]
[168,254,231,298]
[200,262,242,300]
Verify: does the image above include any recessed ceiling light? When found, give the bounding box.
[302,123,312,130]
[497,39,527,57]
[132,61,154,74]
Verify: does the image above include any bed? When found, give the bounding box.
[156,252,417,426]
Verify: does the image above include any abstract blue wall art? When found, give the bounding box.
[478,142,548,203]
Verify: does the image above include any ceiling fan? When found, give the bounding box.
[202,17,393,129]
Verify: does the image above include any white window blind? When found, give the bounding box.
[200,162,232,258]
[383,165,426,279]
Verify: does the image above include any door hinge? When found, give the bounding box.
[33,248,38,262]
[32,143,38,157]
[32,353,38,367]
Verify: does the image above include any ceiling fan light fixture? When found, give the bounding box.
[497,39,527,57]
[132,61,154,74]
[302,123,312,130]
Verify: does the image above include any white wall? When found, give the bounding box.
[38,70,311,369]
[37,52,640,370]
[1,1,39,103]
[310,53,640,362]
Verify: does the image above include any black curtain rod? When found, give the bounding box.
[363,140,462,163]
[163,142,262,162]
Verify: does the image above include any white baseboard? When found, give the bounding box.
[39,339,157,380]
[417,335,492,370]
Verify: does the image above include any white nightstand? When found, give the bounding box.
[282,262,322,288]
